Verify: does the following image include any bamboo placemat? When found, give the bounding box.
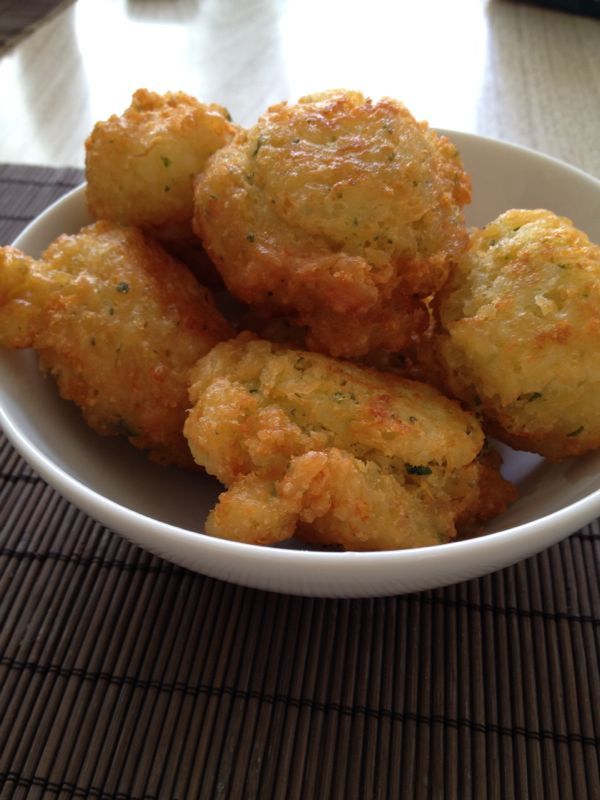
[1,164,599,799]
[0,0,73,53]
[516,0,600,18]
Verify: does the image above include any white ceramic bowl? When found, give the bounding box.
[1,132,600,597]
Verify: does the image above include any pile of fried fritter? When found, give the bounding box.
[1,89,598,550]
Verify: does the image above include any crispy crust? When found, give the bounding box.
[0,221,233,466]
[184,334,515,549]
[433,209,600,460]
[85,88,237,282]
[193,90,471,357]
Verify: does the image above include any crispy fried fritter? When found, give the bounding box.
[184,334,515,549]
[193,90,471,357]
[0,221,233,466]
[433,209,600,460]
[85,88,237,282]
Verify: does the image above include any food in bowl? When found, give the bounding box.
[85,88,238,280]
[0,221,232,467]
[192,89,471,358]
[183,333,516,549]
[433,209,600,460]
[1,88,599,567]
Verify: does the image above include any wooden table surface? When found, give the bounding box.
[0,0,599,177]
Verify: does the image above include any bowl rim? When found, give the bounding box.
[2,129,600,573]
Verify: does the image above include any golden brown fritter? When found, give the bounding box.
[193,89,471,358]
[85,88,238,282]
[433,209,600,460]
[0,221,233,467]
[184,334,515,549]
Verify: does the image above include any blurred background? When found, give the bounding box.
[1,0,599,176]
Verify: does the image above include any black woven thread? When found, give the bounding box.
[0,175,81,189]
[0,772,151,800]
[0,546,184,576]
[0,213,47,222]
[3,543,599,626]
[0,471,43,485]
[3,656,599,747]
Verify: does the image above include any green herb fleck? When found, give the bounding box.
[164,185,171,193]
[246,233,255,242]
[115,282,129,293]
[405,464,432,476]
[567,426,584,437]
[518,391,543,402]
[160,155,171,168]
[252,135,265,157]
[333,391,357,403]
[408,416,418,424]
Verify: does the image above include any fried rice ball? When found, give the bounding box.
[85,88,238,281]
[433,209,600,460]
[0,221,233,467]
[184,334,516,550]
[193,89,471,358]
